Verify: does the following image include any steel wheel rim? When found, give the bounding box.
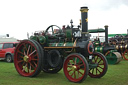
[89,53,107,77]
[123,49,128,60]
[14,40,40,76]
[64,54,87,82]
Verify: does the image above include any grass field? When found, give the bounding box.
[0,60,128,85]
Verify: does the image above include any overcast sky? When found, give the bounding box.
[0,0,128,39]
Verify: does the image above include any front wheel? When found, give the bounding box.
[88,52,108,78]
[63,53,89,83]
[6,54,13,63]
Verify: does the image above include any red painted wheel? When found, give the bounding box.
[122,49,128,60]
[14,40,42,77]
[88,52,108,78]
[63,53,89,83]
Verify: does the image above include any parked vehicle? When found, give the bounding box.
[0,42,19,62]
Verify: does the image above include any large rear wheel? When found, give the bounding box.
[88,52,108,78]
[63,53,89,83]
[14,40,42,77]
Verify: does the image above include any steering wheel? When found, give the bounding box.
[45,25,62,35]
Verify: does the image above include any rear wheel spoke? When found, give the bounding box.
[70,58,75,64]
[75,57,77,65]
[23,43,27,51]
[32,54,38,58]
[67,65,72,68]
[33,61,37,67]
[70,72,74,77]
[68,69,72,72]
[27,63,29,73]
[29,50,36,56]
[68,62,73,66]
[29,62,36,69]
[19,56,24,58]
[78,64,84,67]
[77,71,80,78]
[24,50,26,56]
[18,60,24,63]
[22,64,27,72]
[17,51,24,56]
[27,45,31,55]
[80,68,85,70]
[74,71,76,79]
[78,70,84,75]
[29,65,32,73]
[31,58,38,61]
[22,62,25,66]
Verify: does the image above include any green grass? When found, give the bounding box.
[0,60,128,85]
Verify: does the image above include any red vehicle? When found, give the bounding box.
[0,42,19,62]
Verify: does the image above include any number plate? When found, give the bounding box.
[89,55,92,59]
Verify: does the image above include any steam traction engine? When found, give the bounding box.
[109,34,128,60]
[89,27,122,64]
[14,7,108,83]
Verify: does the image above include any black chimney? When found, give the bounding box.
[104,25,108,44]
[80,7,89,40]
[80,7,88,33]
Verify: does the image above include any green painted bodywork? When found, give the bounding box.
[30,34,74,47]
[93,41,100,47]
[95,46,120,64]
[88,28,127,37]
[108,34,127,37]
[38,36,46,44]
[88,28,105,33]
[66,29,72,38]
[30,36,38,41]
[30,36,46,44]
[94,43,120,65]
[95,46,103,53]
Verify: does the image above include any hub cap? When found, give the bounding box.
[24,55,29,62]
